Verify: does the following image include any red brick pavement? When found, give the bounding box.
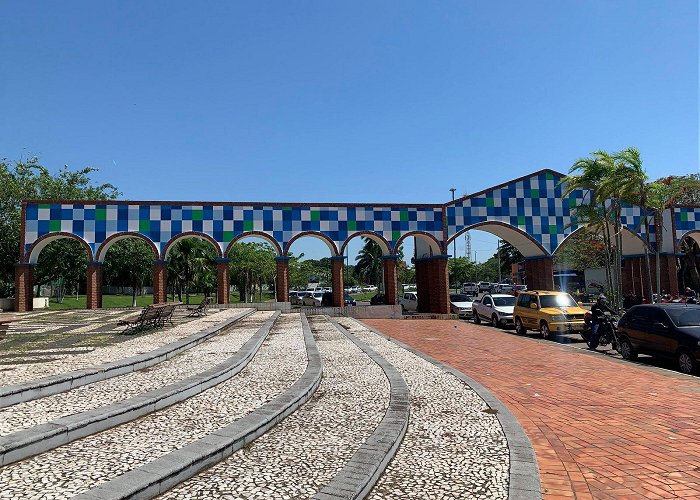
[364,319,700,499]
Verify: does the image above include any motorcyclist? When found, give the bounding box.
[589,294,615,350]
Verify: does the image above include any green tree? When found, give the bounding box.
[229,242,276,302]
[168,238,216,304]
[0,157,119,295]
[448,257,477,288]
[554,232,608,271]
[354,238,384,287]
[103,239,154,306]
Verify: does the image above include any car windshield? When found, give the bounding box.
[539,294,577,308]
[450,294,471,302]
[493,297,516,307]
[665,307,700,327]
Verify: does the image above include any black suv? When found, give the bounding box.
[617,304,700,374]
[321,292,357,307]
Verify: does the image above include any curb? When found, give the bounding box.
[0,308,256,409]
[357,320,542,500]
[73,312,322,500]
[0,311,278,467]
[313,317,409,500]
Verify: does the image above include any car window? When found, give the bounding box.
[665,307,700,327]
[539,294,577,308]
[450,294,470,302]
[517,294,529,307]
[483,297,492,306]
[494,296,516,307]
[529,295,539,308]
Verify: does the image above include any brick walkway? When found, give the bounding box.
[364,319,700,499]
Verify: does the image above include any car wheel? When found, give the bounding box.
[473,313,481,324]
[515,318,526,335]
[491,314,500,328]
[401,304,406,314]
[618,337,637,360]
[678,350,696,375]
[540,321,551,340]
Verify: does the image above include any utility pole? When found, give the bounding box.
[450,188,457,292]
[465,232,471,261]
[497,239,502,283]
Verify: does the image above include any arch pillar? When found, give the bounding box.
[382,255,399,305]
[275,256,290,302]
[330,256,345,307]
[215,258,230,305]
[14,263,34,312]
[415,255,450,314]
[153,259,168,304]
[86,261,103,309]
[523,257,554,291]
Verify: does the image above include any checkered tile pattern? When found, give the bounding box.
[446,171,652,254]
[23,203,444,259]
[674,207,700,242]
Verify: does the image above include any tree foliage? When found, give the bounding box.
[228,242,276,302]
[167,238,216,304]
[103,239,154,306]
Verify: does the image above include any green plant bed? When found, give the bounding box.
[350,292,375,301]
[45,291,272,310]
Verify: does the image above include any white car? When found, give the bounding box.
[461,282,478,296]
[450,293,474,318]
[472,294,516,328]
[303,291,324,306]
[291,291,307,305]
[399,292,418,313]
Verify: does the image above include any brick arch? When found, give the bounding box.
[26,232,94,264]
[339,231,391,256]
[394,231,442,257]
[161,231,223,260]
[448,221,549,258]
[283,231,339,257]
[225,231,282,257]
[95,232,160,263]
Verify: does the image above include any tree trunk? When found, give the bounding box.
[132,285,137,307]
[642,212,654,300]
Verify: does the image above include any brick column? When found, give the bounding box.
[382,255,398,305]
[524,257,554,291]
[431,255,450,314]
[331,256,344,307]
[86,261,103,309]
[275,257,290,302]
[215,258,230,305]
[153,259,168,304]
[14,263,34,312]
[659,254,679,296]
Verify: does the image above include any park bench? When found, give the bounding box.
[118,305,163,334]
[154,302,178,327]
[0,315,18,340]
[186,297,211,318]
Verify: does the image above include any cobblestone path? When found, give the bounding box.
[365,318,700,499]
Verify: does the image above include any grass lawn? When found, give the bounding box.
[45,292,273,310]
[350,292,375,301]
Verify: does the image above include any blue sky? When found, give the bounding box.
[1,1,698,262]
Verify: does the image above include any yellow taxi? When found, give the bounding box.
[513,291,588,340]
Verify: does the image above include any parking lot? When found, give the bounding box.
[365,317,700,499]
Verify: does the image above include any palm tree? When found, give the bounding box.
[168,238,214,304]
[354,238,384,288]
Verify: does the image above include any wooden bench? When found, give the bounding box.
[118,305,163,334]
[186,297,211,318]
[154,303,178,327]
[0,315,18,340]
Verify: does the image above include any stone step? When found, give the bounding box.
[0,308,256,408]
[0,311,279,467]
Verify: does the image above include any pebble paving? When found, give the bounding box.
[0,310,271,436]
[160,315,390,499]
[0,309,236,385]
[337,318,509,500]
[0,313,307,499]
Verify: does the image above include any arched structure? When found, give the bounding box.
[15,169,698,312]
[95,232,160,263]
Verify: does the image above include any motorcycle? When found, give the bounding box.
[582,311,619,350]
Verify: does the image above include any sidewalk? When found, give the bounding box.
[364,319,700,499]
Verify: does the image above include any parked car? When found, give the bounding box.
[303,291,324,306]
[399,292,418,313]
[478,281,492,293]
[291,291,307,305]
[514,284,528,296]
[492,283,514,294]
[617,304,700,374]
[472,294,516,328]
[288,291,298,304]
[370,293,386,305]
[461,282,478,296]
[450,293,474,318]
[513,291,587,339]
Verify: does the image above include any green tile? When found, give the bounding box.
[568,197,578,208]
[191,209,203,221]
[517,216,526,226]
[244,220,254,231]
[545,172,554,180]
[39,203,51,209]
[223,231,234,241]
[392,230,401,241]
[486,198,494,208]
[347,220,356,231]
[49,220,62,232]
[549,225,558,234]
[96,208,106,221]
[531,189,539,198]
[311,210,320,222]
[400,210,408,222]
[681,211,688,222]
[139,220,150,232]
